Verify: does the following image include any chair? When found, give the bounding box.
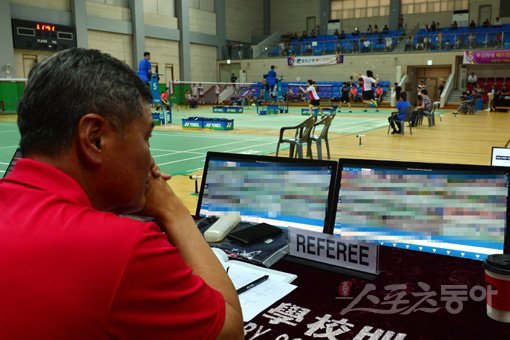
[432,101,441,122]
[387,106,414,135]
[310,114,335,160]
[276,116,317,158]
[418,101,440,126]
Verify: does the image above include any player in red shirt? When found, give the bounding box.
[0,48,243,339]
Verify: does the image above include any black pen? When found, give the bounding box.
[236,275,269,295]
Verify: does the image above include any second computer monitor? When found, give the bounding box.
[333,158,510,261]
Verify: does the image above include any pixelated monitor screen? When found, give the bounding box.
[334,159,510,261]
[197,152,337,233]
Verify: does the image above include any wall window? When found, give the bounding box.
[331,0,389,20]
[332,0,468,19]
[401,0,468,15]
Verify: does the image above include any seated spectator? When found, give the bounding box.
[339,30,346,39]
[482,18,490,27]
[424,36,431,50]
[451,21,458,29]
[385,37,393,51]
[305,43,313,55]
[334,28,340,37]
[185,90,198,108]
[389,91,411,134]
[436,32,443,49]
[373,25,379,34]
[352,40,359,53]
[336,42,343,54]
[430,21,437,31]
[285,88,295,101]
[362,38,371,52]
[405,35,413,51]
[496,32,503,48]
[375,86,384,103]
[340,82,351,110]
[424,24,430,32]
[241,88,255,105]
[468,32,475,48]
[454,90,477,114]
[352,27,360,36]
[454,34,464,49]
[349,85,358,103]
[444,38,451,50]
[416,36,425,50]
[301,30,307,38]
[161,87,170,110]
[469,20,477,29]
[382,25,389,34]
[367,24,373,34]
[410,89,432,125]
[494,17,502,27]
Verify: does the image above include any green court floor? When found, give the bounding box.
[0,122,280,176]
[0,106,409,176]
[171,106,390,134]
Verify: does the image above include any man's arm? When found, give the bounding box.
[141,164,244,339]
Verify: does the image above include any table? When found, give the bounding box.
[246,246,510,339]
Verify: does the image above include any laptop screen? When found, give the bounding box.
[333,158,510,261]
[2,148,22,178]
[196,152,338,233]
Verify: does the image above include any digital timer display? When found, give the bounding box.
[11,18,77,51]
[36,23,56,32]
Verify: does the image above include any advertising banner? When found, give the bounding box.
[288,54,343,66]
[463,50,510,64]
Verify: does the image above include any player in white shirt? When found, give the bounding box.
[353,70,379,112]
[300,79,324,116]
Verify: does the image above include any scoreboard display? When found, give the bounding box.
[11,18,77,51]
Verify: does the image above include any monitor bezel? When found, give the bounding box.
[333,158,510,254]
[195,152,338,233]
[491,146,510,167]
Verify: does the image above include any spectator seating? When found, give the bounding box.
[412,24,510,51]
[288,30,404,56]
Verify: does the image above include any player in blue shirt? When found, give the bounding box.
[266,65,277,96]
[389,91,411,134]
[137,52,152,83]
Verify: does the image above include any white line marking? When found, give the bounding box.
[158,141,276,166]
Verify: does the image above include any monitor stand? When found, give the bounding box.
[283,255,379,281]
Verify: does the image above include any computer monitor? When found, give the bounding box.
[491,147,510,167]
[196,152,338,233]
[333,158,510,261]
[2,148,22,178]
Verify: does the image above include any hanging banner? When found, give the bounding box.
[288,54,343,67]
[463,50,510,64]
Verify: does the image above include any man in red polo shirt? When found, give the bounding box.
[0,48,243,339]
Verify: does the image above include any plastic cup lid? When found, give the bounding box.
[484,254,510,275]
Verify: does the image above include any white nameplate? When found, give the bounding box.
[288,227,379,274]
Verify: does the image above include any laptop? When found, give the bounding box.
[195,152,338,234]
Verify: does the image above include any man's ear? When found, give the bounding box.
[76,113,109,165]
